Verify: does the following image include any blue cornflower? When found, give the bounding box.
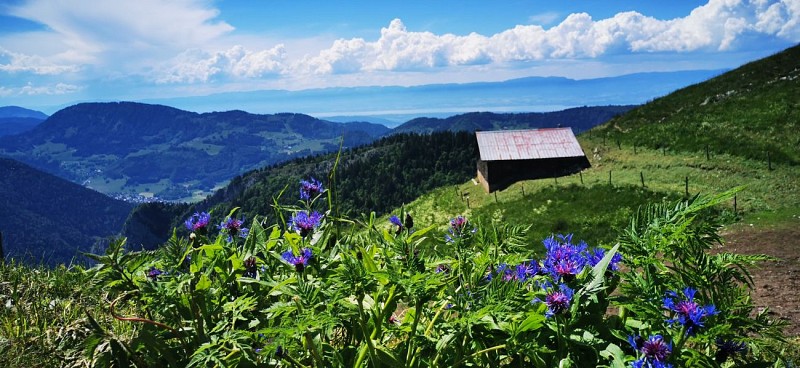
[147,266,163,280]
[435,263,451,274]
[629,334,672,367]
[541,234,588,281]
[184,212,211,232]
[514,262,538,281]
[533,283,573,317]
[715,338,747,363]
[389,215,404,234]
[586,247,623,271]
[663,287,718,336]
[282,247,313,272]
[299,177,324,201]
[290,211,323,237]
[218,216,249,241]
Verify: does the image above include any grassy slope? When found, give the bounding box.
[396,45,800,248]
[594,44,800,165]
[398,135,799,248]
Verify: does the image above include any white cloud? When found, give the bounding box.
[156,45,287,83]
[303,0,800,75]
[0,82,82,96]
[0,47,81,74]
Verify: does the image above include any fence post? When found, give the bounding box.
[640,172,645,188]
[608,170,612,186]
[705,144,710,160]
[579,171,584,185]
[685,176,689,196]
[768,151,773,170]
[494,192,498,203]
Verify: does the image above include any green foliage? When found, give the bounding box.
[51,182,794,367]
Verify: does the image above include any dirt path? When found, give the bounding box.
[719,220,800,337]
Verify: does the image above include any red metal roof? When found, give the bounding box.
[476,128,585,161]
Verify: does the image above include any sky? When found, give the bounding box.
[0,0,798,113]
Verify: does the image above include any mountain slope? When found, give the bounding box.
[122,131,480,249]
[0,157,133,265]
[0,102,389,201]
[595,43,800,164]
[0,106,48,137]
[391,106,634,135]
[0,106,48,119]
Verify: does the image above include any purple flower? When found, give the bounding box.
[445,215,476,242]
[629,334,672,367]
[218,216,249,241]
[299,177,324,201]
[147,266,163,280]
[663,287,718,335]
[184,212,211,232]
[541,234,588,281]
[715,338,747,363]
[290,211,323,237]
[533,283,573,317]
[282,247,313,272]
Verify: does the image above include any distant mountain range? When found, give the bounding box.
[0,102,389,202]
[391,106,634,135]
[0,157,133,265]
[0,106,47,137]
[0,102,630,202]
[143,70,724,119]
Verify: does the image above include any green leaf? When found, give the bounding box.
[517,312,545,332]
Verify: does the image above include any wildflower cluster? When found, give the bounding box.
[663,287,718,336]
[218,215,249,241]
[282,247,313,272]
[541,234,622,281]
[629,334,673,368]
[290,211,323,237]
[299,177,324,201]
[184,211,211,233]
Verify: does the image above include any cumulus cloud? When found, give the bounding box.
[303,0,800,75]
[156,45,286,83]
[0,47,81,74]
[0,82,82,96]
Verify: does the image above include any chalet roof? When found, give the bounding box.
[476,128,585,161]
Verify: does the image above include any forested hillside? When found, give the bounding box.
[0,158,133,265]
[123,132,479,248]
[0,102,389,201]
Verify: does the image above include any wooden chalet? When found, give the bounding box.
[476,128,590,193]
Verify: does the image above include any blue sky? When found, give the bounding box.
[1,0,798,112]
